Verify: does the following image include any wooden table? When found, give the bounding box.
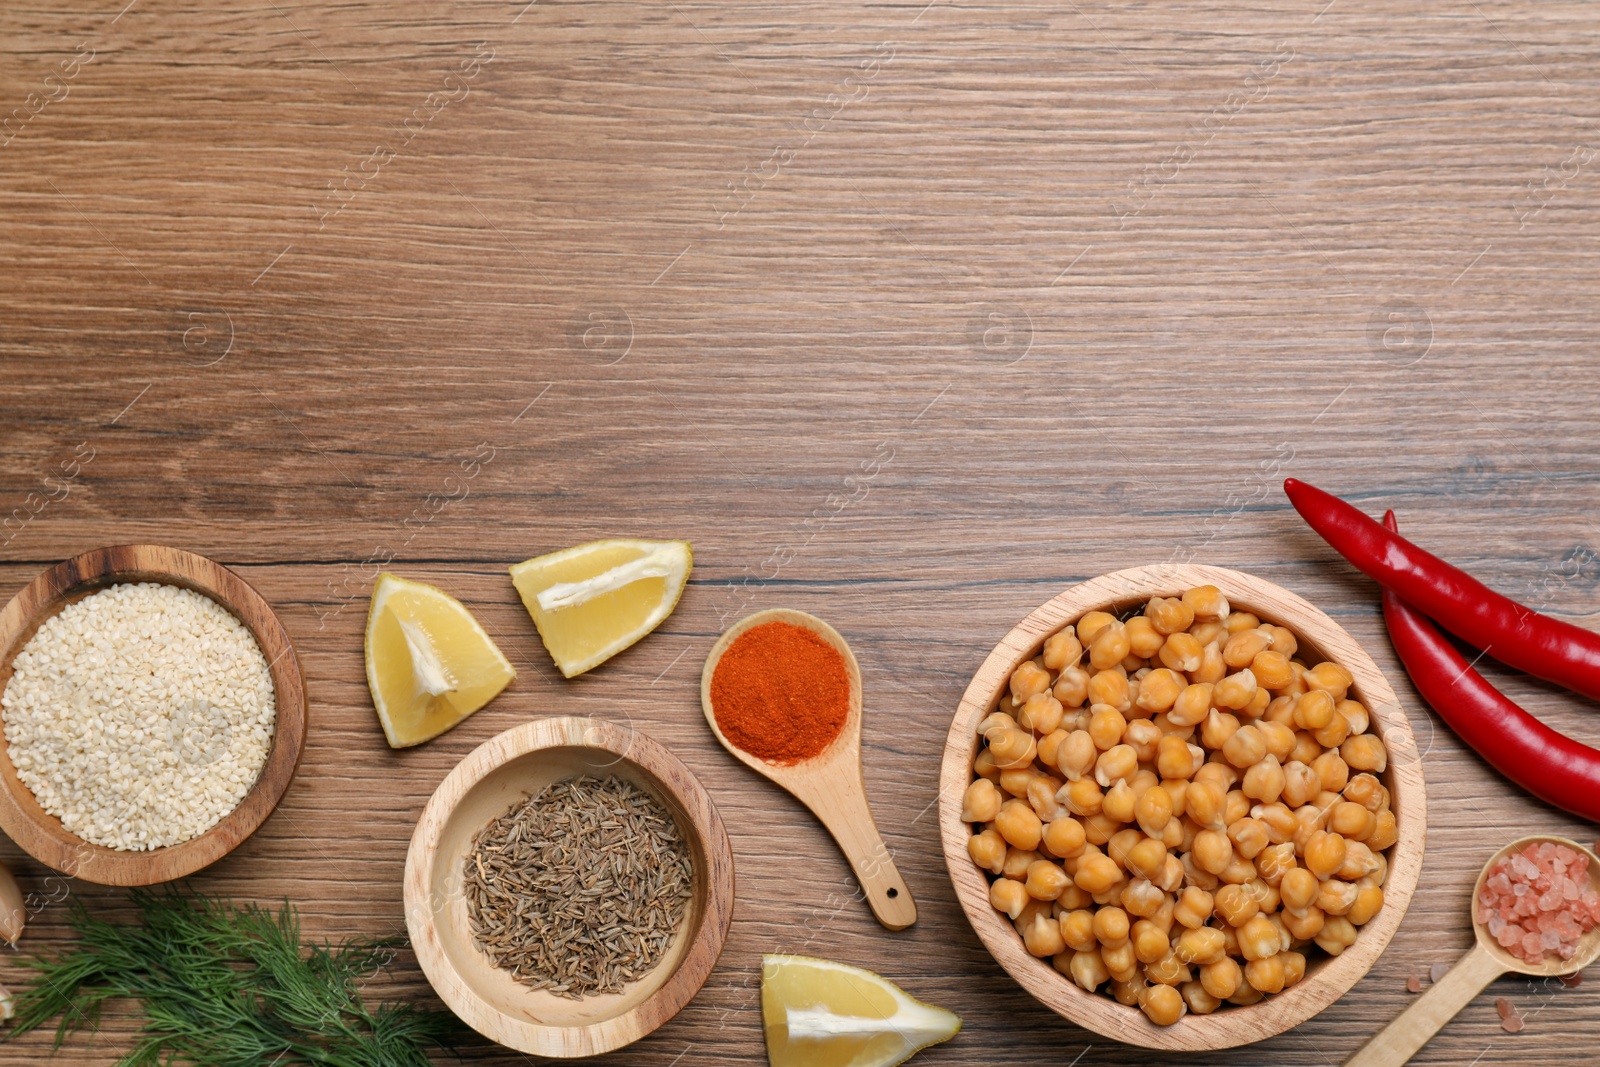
[3,1,1597,1063]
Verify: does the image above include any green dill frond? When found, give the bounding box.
[4,890,458,1066]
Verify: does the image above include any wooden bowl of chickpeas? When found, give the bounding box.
[938,564,1425,1050]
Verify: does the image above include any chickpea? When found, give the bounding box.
[1174,926,1227,966]
[1000,767,1039,798]
[1279,867,1319,913]
[1135,668,1184,714]
[1328,800,1375,840]
[1222,724,1267,768]
[1172,885,1214,929]
[1290,736,1323,774]
[1223,788,1252,827]
[1042,815,1087,860]
[1182,584,1230,620]
[1106,827,1143,870]
[1310,755,1350,801]
[1102,938,1139,982]
[1315,878,1358,916]
[1314,709,1351,748]
[1076,611,1117,645]
[1227,984,1265,1006]
[1054,665,1090,708]
[1213,883,1260,927]
[1093,905,1131,945]
[1061,778,1103,818]
[1087,669,1131,713]
[1159,632,1205,674]
[1002,847,1040,880]
[1347,885,1384,926]
[1119,877,1168,919]
[1200,956,1243,1000]
[1055,730,1097,782]
[973,748,1001,782]
[1314,915,1358,956]
[1336,698,1370,735]
[985,726,1037,770]
[1081,811,1120,844]
[1096,745,1139,789]
[1256,842,1297,886]
[1227,817,1271,860]
[1227,611,1262,633]
[961,778,1002,823]
[1253,802,1297,845]
[1338,840,1381,882]
[1059,908,1098,952]
[1304,830,1347,880]
[1238,914,1281,961]
[1242,876,1280,914]
[1058,883,1093,911]
[1169,681,1214,726]
[1293,690,1336,731]
[1192,830,1233,876]
[1042,628,1084,671]
[1134,785,1174,839]
[1146,596,1195,635]
[1074,853,1122,894]
[1021,910,1067,957]
[1190,619,1227,648]
[1255,720,1296,762]
[1089,622,1132,671]
[969,828,1006,873]
[1087,705,1127,751]
[1125,615,1166,659]
[1280,903,1325,941]
[1193,641,1228,685]
[1017,692,1064,736]
[1250,649,1295,690]
[1108,973,1147,1007]
[1242,755,1286,806]
[1156,853,1186,893]
[1152,734,1197,781]
[1186,779,1227,831]
[1010,660,1052,704]
[1342,772,1386,811]
[1201,709,1242,751]
[1035,728,1070,771]
[1303,661,1354,701]
[1264,694,1298,727]
[1139,982,1187,1025]
[1244,954,1286,994]
[1367,808,1398,852]
[1069,947,1111,992]
[1131,919,1170,963]
[1281,951,1307,988]
[1145,949,1192,987]
[990,877,1029,919]
[996,799,1044,850]
[1281,759,1320,808]
[1223,628,1273,669]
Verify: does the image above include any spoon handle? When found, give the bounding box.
[791,771,919,931]
[1344,944,1506,1067]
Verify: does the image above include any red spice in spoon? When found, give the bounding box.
[710,621,850,765]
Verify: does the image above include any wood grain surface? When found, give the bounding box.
[2,1,1599,1064]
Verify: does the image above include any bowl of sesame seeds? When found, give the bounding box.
[0,544,307,885]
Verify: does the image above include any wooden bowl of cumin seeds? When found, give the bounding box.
[405,716,735,1057]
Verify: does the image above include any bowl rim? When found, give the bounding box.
[938,563,1427,1051]
[404,715,735,1058]
[0,544,307,886]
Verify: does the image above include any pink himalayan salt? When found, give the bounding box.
[1477,843,1600,965]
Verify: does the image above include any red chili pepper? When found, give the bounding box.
[1381,511,1600,823]
[1285,477,1600,704]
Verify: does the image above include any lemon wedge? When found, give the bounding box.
[509,539,691,678]
[760,954,961,1067]
[364,572,515,747]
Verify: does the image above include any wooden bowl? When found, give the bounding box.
[405,716,735,1057]
[938,564,1426,1050]
[0,544,307,885]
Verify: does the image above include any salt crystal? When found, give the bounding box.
[1430,962,1450,983]
[1406,974,1421,993]
[1502,1015,1525,1034]
[1495,997,1515,1019]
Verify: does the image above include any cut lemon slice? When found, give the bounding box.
[760,954,961,1067]
[509,539,691,678]
[364,572,515,748]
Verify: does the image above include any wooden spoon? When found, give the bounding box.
[701,608,917,931]
[1346,834,1600,1067]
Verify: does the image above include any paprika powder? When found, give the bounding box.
[709,620,850,764]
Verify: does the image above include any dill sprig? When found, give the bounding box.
[5,890,457,1066]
